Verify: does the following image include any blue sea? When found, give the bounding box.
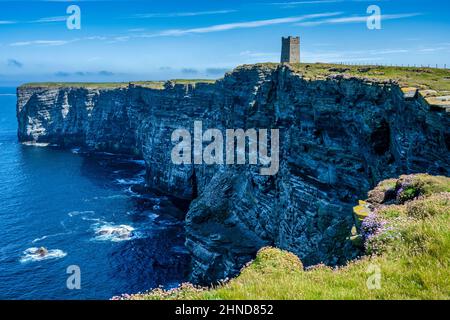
[0,87,190,299]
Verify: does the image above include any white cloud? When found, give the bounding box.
[9,40,73,47]
[371,49,409,55]
[146,12,342,37]
[134,10,236,18]
[128,28,146,32]
[271,0,344,5]
[31,16,67,23]
[296,13,422,26]
[84,36,108,41]
[0,20,16,25]
[299,46,444,63]
[8,36,110,47]
[270,0,389,7]
[418,47,446,53]
[239,51,279,58]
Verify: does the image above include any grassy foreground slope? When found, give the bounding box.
[123,174,449,300]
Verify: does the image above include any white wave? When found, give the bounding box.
[125,186,141,197]
[68,210,95,217]
[115,177,145,185]
[20,247,67,263]
[82,217,103,222]
[71,147,81,154]
[91,194,129,201]
[93,224,136,242]
[68,210,104,223]
[32,232,71,243]
[148,213,159,220]
[95,151,115,156]
[21,141,50,147]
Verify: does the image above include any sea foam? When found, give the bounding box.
[20,247,67,263]
[93,224,136,242]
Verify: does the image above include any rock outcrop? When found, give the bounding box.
[17,64,450,284]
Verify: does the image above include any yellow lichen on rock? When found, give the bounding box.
[353,200,371,223]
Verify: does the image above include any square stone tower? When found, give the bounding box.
[281,36,300,63]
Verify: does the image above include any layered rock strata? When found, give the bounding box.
[17,64,450,284]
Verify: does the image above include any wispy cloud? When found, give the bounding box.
[8,36,107,47]
[296,13,422,26]
[128,28,146,32]
[134,10,236,18]
[418,47,446,53]
[271,0,343,5]
[239,51,279,58]
[84,36,108,41]
[299,46,445,63]
[10,40,72,47]
[270,0,387,7]
[10,12,342,47]
[1,16,66,25]
[31,16,67,23]
[147,12,342,36]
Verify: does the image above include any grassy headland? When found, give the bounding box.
[120,174,449,300]
[19,79,216,90]
[19,63,450,97]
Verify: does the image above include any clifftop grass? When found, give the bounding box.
[19,79,216,90]
[121,174,450,300]
[19,63,450,96]
[292,63,450,95]
[239,63,450,96]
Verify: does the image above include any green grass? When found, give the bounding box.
[19,79,217,90]
[122,174,450,300]
[240,63,450,96]
[19,82,132,89]
[20,63,450,96]
[169,79,216,85]
[292,63,450,93]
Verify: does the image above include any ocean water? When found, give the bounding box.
[0,87,190,299]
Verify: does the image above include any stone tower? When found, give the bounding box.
[280,36,300,63]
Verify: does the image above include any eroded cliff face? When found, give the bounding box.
[17,65,450,284]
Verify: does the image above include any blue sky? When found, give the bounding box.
[0,0,449,85]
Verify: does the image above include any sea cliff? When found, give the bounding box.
[17,63,450,284]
